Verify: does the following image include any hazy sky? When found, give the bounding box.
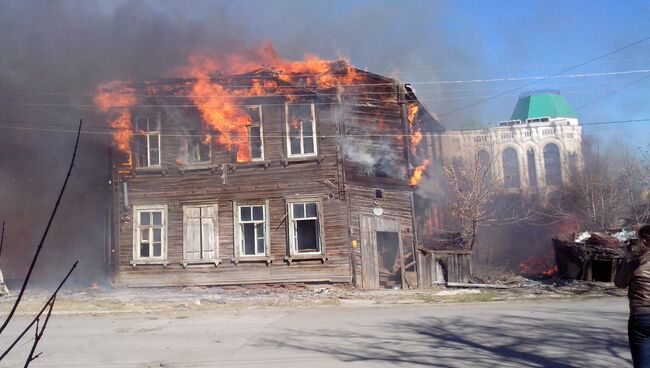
[3,0,650,143]
[0,0,648,281]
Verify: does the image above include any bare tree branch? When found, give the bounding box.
[0,120,82,336]
[24,296,56,367]
[0,261,77,361]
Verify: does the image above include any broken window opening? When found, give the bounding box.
[183,205,217,260]
[134,115,162,168]
[134,206,166,260]
[238,205,267,256]
[286,104,317,157]
[185,133,211,165]
[245,106,264,161]
[289,201,321,254]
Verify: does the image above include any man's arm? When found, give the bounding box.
[615,256,639,288]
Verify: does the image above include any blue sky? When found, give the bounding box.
[199,0,650,147]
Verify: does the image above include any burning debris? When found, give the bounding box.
[552,229,636,282]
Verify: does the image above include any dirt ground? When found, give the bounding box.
[0,277,627,316]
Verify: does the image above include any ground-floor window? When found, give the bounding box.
[133,205,167,261]
[183,204,218,260]
[288,200,323,255]
[235,203,269,257]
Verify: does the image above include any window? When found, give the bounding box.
[524,131,532,137]
[135,115,161,167]
[527,148,537,188]
[185,133,211,164]
[501,147,521,189]
[288,201,322,254]
[245,106,264,160]
[133,205,166,261]
[183,205,218,261]
[544,143,562,186]
[236,204,268,256]
[286,104,317,157]
[500,132,514,140]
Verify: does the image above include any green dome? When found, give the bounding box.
[510,91,576,121]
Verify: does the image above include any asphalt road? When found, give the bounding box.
[0,297,631,367]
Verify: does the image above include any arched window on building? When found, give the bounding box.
[527,148,537,188]
[544,143,562,186]
[502,147,520,189]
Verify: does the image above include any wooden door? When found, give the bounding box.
[359,215,402,290]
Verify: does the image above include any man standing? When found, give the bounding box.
[616,225,650,367]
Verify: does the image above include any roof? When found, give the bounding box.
[510,91,577,121]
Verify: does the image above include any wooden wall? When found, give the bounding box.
[113,100,352,287]
[346,186,417,289]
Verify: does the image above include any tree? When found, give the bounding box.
[546,138,650,230]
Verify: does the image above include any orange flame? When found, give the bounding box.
[97,42,364,164]
[184,42,361,162]
[407,103,419,125]
[188,65,252,162]
[409,159,430,186]
[93,81,136,165]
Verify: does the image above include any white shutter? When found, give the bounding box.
[183,207,201,260]
[201,205,217,259]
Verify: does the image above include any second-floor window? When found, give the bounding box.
[185,133,211,165]
[135,115,161,168]
[286,104,317,157]
[245,106,264,161]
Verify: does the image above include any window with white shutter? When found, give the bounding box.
[182,205,218,264]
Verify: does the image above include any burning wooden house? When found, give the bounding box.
[97,52,443,289]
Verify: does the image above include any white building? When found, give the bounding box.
[439,90,583,192]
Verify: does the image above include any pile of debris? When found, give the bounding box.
[552,229,636,282]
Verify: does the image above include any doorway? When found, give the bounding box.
[359,215,404,289]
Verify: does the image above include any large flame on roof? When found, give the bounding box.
[185,43,360,162]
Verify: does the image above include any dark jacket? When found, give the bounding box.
[616,251,650,315]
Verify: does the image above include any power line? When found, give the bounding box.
[437,35,650,118]
[0,117,648,138]
[4,68,650,100]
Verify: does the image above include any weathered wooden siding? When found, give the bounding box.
[339,77,411,186]
[346,186,417,288]
[113,101,352,287]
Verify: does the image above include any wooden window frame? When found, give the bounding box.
[285,103,317,158]
[131,204,168,266]
[287,198,325,257]
[232,200,271,264]
[181,204,219,267]
[247,105,265,161]
[135,115,162,168]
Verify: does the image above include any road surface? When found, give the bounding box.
[0,297,631,367]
